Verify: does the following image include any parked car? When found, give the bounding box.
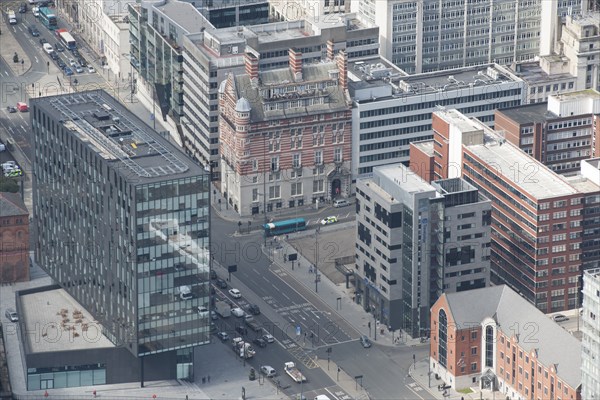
[231,307,244,318]
[5,309,18,322]
[49,52,58,60]
[235,326,248,336]
[16,102,28,112]
[260,365,276,378]
[210,311,218,321]
[215,278,227,289]
[553,314,569,322]
[32,6,39,16]
[77,58,86,67]
[320,216,338,225]
[54,42,64,52]
[247,304,261,315]
[18,3,27,13]
[244,314,254,323]
[75,64,83,73]
[6,106,17,113]
[64,66,74,76]
[360,335,372,348]
[217,332,229,341]
[39,38,48,45]
[253,338,267,348]
[229,288,241,299]
[262,333,275,343]
[87,65,95,73]
[42,43,54,54]
[56,59,66,69]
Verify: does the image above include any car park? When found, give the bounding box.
[262,333,274,343]
[6,106,17,113]
[252,338,267,348]
[247,304,261,315]
[5,309,18,322]
[64,67,74,76]
[229,288,241,298]
[320,216,338,225]
[217,332,229,341]
[54,43,64,52]
[260,365,276,378]
[360,335,372,348]
[553,314,569,322]
[231,307,244,317]
[215,278,227,289]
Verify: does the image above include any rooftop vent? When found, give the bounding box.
[93,111,110,121]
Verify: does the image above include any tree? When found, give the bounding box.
[0,177,19,193]
[13,52,19,63]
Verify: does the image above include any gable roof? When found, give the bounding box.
[0,192,28,217]
[442,285,581,389]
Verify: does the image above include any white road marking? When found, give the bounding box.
[309,310,321,319]
[34,56,39,63]
[3,71,8,76]
[324,387,341,400]
[20,124,26,132]
[18,114,24,121]
[406,384,427,400]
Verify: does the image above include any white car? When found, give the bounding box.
[69,58,77,67]
[260,365,276,378]
[87,66,95,73]
[228,288,241,298]
[32,7,39,16]
[320,216,338,225]
[262,333,275,343]
[231,307,245,317]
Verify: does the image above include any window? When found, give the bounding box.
[471,330,477,340]
[270,156,279,172]
[268,185,280,199]
[313,179,324,193]
[439,309,448,368]
[485,325,494,368]
[314,150,323,165]
[292,153,301,168]
[252,159,258,171]
[291,182,302,196]
[471,347,477,355]
[334,147,342,162]
[471,362,477,371]
[252,188,259,202]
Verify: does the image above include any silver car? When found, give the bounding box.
[5,309,18,322]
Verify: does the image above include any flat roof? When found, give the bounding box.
[32,91,206,183]
[467,120,579,199]
[510,61,574,84]
[155,0,210,34]
[562,174,600,194]
[496,102,554,125]
[374,163,437,194]
[435,108,483,133]
[553,89,600,101]
[411,140,434,156]
[21,288,115,353]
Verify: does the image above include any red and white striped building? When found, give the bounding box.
[218,49,353,216]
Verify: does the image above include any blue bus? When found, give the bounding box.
[39,7,57,30]
[263,218,306,237]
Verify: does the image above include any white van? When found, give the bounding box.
[43,43,54,54]
[314,396,331,400]
[333,199,350,208]
[179,285,193,300]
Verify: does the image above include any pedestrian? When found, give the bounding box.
[309,266,313,273]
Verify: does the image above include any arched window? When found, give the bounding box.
[485,325,494,368]
[438,309,447,368]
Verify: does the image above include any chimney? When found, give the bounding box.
[245,52,259,87]
[336,50,348,91]
[289,48,303,82]
[326,39,335,61]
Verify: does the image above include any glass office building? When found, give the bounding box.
[31,90,210,382]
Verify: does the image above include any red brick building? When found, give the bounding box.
[494,90,600,175]
[218,49,352,216]
[0,192,29,283]
[430,285,581,399]
[411,109,594,313]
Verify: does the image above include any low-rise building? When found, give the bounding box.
[218,50,352,216]
[0,192,29,283]
[430,285,581,397]
[355,163,491,337]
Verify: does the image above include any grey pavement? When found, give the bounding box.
[0,15,32,76]
[409,359,496,400]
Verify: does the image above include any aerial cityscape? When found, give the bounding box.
[0,0,599,399]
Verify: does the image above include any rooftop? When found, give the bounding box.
[32,91,205,183]
[552,89,600,101]
[496,102,554,125]
[374,163,437,195]
[509,60,574,84]
[466,119,579,199]
[349,63,522,102]
[21,288,115,353]
[0,192,28,217]
[411,140,434,156]
[154,0,211,34]
[443,285,581,389]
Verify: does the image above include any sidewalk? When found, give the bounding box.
[264,233,423,349]
[0,16,32,76]
[409,359,496,400]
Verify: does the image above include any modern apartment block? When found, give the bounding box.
[430,285,581,396]
[494,90,600,174]
[0,192,29,283]
[351,62,525,178]
[269,0,350,22]
[218,50,352,216]
[129,0,212,134]
[31,91,210,381]
[581,267,600,400]
[355,0,584,74]
[414,109,587,313]
[355,163,491,337]
[181,15,378,179]
[193,0,268,28]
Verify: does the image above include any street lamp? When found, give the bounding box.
[314,226,320,293]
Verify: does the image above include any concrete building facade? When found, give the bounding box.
[269,0,350,22]
[218,51,352,216]
[355,164,491,337]
[581,267,600,400]
[494,90,600,174]
[181,15,378,180]
[0,192,29,283]
[31,91,210,383]
[351,62,525,178]
[430,285,581,398]
[355,0,584,74]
